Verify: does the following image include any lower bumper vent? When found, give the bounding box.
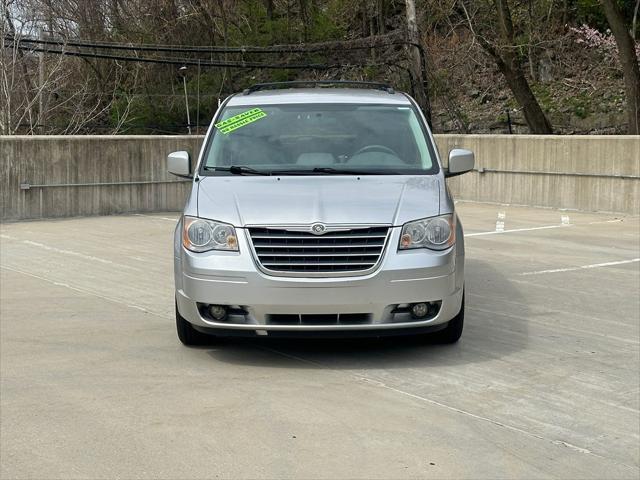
[267,313,371,325]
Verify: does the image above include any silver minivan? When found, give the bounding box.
[168,81,474,345]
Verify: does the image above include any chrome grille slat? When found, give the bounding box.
[253,243,385,249]
[251,234,387,240]
[259,252,381,257]
[262,262,376,267]
[248,226,389,275]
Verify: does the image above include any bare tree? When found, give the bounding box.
[2,0,36,133]
[405,0,432,125]
[632,0,639,40]
[1,0,142,134]
[459,0,553,133]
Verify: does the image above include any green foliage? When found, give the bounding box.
[269,70,297,83]
[532,84,553,111]
[101,0,355,133]
[307,6,345,41]
[230,0,346,46]
[109,70,225,134]
[426,69,452,97]
[567,92,592,118]
[571,0,633,31]
[110,94,181,134]
[531,83,593,119]
[573,0,610,30]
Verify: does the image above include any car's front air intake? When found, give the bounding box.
[247,226,390,275]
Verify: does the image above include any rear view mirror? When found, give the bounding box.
[445,149,474,178]
[167,151,192,178]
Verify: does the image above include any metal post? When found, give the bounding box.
[179,66,191,135]
[196,60,200,134]
[38,27,44,134]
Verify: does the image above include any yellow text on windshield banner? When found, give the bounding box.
[215,108,267,134]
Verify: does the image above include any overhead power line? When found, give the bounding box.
[4,31,406,54]
[8,44,338,69]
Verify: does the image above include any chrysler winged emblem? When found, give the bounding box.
[310,223,327,235]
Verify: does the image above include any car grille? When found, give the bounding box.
[247,226,390,274]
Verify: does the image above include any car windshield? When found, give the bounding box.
[201,103,437,175]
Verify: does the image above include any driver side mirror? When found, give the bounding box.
[445,148,474,178]
[167,151,192,178]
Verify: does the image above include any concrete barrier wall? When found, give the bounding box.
[440,135,639,214]
[1,136,202,221]
[1,134,638,221]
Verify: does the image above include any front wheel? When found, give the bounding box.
[176,302,215,346]
[435,294,464,344]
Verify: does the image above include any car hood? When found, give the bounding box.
[197,175,441,227]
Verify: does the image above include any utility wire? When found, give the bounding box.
[5,31,406,54]
[9,44,338,69]
[8,43,402,71]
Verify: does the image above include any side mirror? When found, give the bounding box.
[167,151,192,178]
[445,148,474,178]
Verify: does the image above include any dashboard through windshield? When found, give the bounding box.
[201,103,438,176]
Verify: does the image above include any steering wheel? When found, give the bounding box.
[352,144,399,157]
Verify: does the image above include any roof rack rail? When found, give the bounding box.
[243,80,395,95]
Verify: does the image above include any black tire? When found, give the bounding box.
[435,293,465,344]
[176,302,215,346]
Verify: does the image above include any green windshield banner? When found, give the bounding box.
[215,108,267,134]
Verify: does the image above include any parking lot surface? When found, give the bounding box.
[1,202,639,479]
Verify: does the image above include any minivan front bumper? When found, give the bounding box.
[174,226,464,334]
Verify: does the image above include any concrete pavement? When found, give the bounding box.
[1,203,638,479]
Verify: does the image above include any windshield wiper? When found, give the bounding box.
[203,165,270,176]
[271,167,396,175]
[312,167,394,175]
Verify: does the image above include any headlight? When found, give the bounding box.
[399,214,456,251]
[182,216,238,252]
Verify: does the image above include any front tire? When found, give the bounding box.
[435,293,465,344]
[176,302,214,346]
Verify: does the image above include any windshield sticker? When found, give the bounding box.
[215,108,267,134]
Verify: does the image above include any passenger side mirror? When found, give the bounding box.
[445,149,474,178]
[167,151,192,178]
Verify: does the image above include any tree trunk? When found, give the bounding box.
[264,0,274,20]
[378,0,386,34]
[492,0,553,133]
[299,0,308,42]
[601,0,640,135]
[494,52,553,133]
[405,0,432,127]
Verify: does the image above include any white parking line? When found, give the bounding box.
[465,224,573,237]
[0,234,137,269]
[588,218,625,225]
[0,265,168,318]
[519,258,640,276]
[132,213,178,222]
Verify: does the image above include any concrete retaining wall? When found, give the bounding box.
[1,136,202,221]
[440,135,639,214]
[1,135,638,221]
